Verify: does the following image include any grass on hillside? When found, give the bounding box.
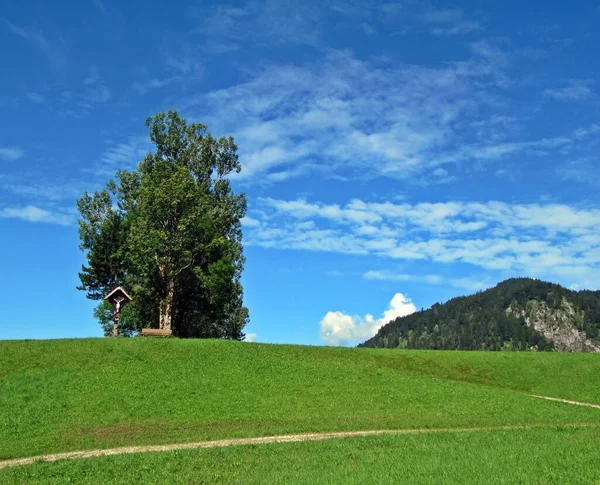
[2,426,600,484]
[1,339,600,461]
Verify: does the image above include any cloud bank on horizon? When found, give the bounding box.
[320,293,417,346]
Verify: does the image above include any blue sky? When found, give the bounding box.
[1,1,599,345]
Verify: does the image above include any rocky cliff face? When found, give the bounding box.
[507,298,600,353]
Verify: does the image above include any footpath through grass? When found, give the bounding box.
[2,426,600,484]
[1,339,600,461]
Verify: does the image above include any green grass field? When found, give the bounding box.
[3,427,600,484]
[1,339,600,482]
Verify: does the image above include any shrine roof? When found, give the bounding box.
[104,286,133,302]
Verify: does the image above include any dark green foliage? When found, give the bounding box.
[360,278,600,351]
[77,195,130,300]
[76,110,248,339]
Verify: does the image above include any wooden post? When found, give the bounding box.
[112,309,119,337]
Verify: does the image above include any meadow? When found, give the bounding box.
[1,339,599,482]
[3,427,600,484]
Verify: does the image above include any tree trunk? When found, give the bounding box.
[159,278,175,331]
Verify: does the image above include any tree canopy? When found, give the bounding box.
[77,110,249,339]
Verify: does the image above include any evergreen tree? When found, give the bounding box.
[360,278,600,352]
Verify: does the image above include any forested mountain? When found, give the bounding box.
[360,278,600,352]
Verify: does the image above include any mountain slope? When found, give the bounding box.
[360,278,600,352]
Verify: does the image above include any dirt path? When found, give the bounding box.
[2,394,599,470]
[530,395,600,409]
[2,421,599,470]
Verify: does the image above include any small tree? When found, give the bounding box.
[77,110,249,338]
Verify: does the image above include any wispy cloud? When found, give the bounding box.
[545,79,595,101]
[1,181,88,202]
[83,65,100,85]
[80,67,111,106]
[182,47,512,182]
[0,205,73,225]
[132,77,177,95]
[95,136,150,175]
[165,55,202,75]
[192,1,428,53]
[25,92,45,104]
[179,42,597,185]
[557,157,600,186]
[364,271,445,285]
[328,1,404,35]
[83,85,111,105]
[2,18,68,73]
[419,8,483,36]
[0,147,24,161]
[193,2,322,51]
[57,71,112,115]
[363,270,491,292]
[244,197,600,289]
[91,0,107,16]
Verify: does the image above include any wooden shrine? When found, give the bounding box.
[104,286,132,337]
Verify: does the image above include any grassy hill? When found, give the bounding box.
[361,277,600,351]
[1,338,600,483]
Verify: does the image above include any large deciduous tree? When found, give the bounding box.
[77,110,249,339]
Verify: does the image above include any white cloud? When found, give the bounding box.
[176,45,600,185]
[241,216,261,227]
[0,205,73,226]
[545,80,594,101]
[245,197,600,289]
[244,332,258,342]
[179,47,515,182]
[255,198,600,236]
[319,293,416,346]
[0,147,24,161]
